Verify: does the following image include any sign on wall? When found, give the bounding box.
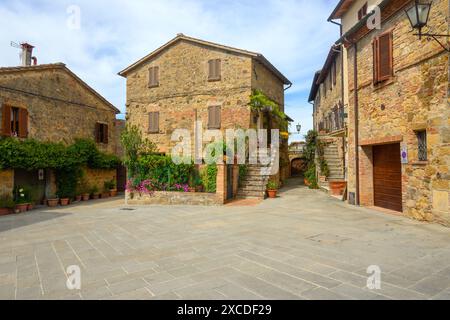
[401,143,408,164]
[38,169,44,181]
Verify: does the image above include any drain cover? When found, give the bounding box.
[120,208,136,211]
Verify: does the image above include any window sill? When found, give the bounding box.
[208,78,221,82]
[411,161,428,166]
[148,84,160,89]
[373,78,395,91]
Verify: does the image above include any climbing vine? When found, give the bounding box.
[249,89,289,129]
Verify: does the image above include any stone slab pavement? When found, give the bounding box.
[1,179,450,300]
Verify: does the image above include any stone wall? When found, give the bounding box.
[0,65,119,155]
[0,170,14,195]
[126,191,222,206]
[346,0,449,224]
[83,168,117,193]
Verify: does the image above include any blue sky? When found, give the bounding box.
[0,0,340,141]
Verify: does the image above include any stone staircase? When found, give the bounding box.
[320,142,345,189]
[237,148,278,199]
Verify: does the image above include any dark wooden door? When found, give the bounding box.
[373,144,402,212]
[116,165,127,192]
[227,165,234,200]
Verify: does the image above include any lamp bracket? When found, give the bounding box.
[413,33,450,52]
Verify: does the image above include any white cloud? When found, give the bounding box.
[0,0,340,138]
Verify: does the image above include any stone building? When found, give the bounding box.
[0,45,122,200]
[322,0,449,225]
[308,45,348,193]
[119,34,292,198]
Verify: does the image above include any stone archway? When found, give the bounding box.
[290,158,306,177]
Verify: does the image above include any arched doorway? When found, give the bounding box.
[291,158,305,177]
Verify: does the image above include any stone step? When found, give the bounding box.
[237,192,266,199]
[240,186,266,192]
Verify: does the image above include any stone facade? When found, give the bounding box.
[331,0,449,225]
[0,63,121,201]
[121,35,292,183]
[83,167,117,193]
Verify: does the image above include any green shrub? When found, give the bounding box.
[138,155,194,187]
[267,180,279,190]
[56,168,81,199]
[104,179,116,191]
[238,164,248,187]
[13,186,31,204]
[201,164,218,193]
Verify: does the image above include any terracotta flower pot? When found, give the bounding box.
[16,203,29,213]
[329,181,347,196]
[75,195,82,202]
[195,186,204,193]
[60,198,70,206]
[101,192,110,199]
[110,190,117,197]
[47,199,59,207]
[27,204,34,211]
[91,194,100,200]
[188,187,196,193]
[304,178,311,186]
[82,194,90,201]
[0,208,11,216]
[267,190,278,199]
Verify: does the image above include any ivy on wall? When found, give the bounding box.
[249,89,289,129]
[0,137,120,171]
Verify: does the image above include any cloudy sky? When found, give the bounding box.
[0,0,340,140]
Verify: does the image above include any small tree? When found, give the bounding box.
[120,125,157,179]
[304,130,319,189]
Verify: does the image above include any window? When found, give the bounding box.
[208,106,221,129]
[332,61,337,87]
[416,130,427,161]
[358,2,368,21]
[95,123,109,144]
[148,66,159,88]
[373,31,394,84]
[208,59,221,81]
[1,105,28,138]
[148,112,160,133]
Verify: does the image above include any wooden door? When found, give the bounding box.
[373,144,402,212]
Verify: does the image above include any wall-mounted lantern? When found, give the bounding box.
[405,0,449,51]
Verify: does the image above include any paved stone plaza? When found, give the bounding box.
[1,180,450,300]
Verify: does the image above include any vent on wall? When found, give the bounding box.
[348,192,356,205]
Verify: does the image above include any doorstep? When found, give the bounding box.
[366,206,404,217]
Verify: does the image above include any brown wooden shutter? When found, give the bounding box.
[2,104,11,136]
[103,124,109,144]
[373,37,379,83]
[95,122,101,142]
[208,60,215,80]
[333,62,337,86]
[215,106,221,129]
[208,106,214,128]
[149,67,159,87]
[215,59,221,80]
[378,32,393,82]
[148,112,159,133]
[18,108,28,138]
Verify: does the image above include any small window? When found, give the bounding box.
[208,106,221,129]
[358,2,368,21]
[148,112,160,133]
[373,31,394,84]
[2,105,28,138]
[416,130,427,161]
[208,59,221,81]
[95,123,109,144]
[148,66,159,88]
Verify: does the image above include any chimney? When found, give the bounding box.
[20,43,35,66]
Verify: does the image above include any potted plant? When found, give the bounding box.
[188,173,196,193]
[47,195,59,207]
[101,182,111,199]
[0,193,15,216]
[266,181,279,199]
[14,187,30,212]
[107,179,117,197]
[77,177,90,201]
[90,185,100,200]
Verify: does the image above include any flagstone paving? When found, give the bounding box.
[1,179,450,300]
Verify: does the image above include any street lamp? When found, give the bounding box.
[296,123,302,134]
[405,0,449,51]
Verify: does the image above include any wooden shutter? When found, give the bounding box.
[373,38,379,83]
[95,123,101,142]
[208,106,221,129]
[333,62,337,86]
[208,106,214,128]
[103,124,109,144]
[208,59,221,80]
[214,106,221,129]
[149,112,159,133]
[18,108,28,138]
[378,32,393,82]
[1,104,11,136]
[149,67,159,87]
